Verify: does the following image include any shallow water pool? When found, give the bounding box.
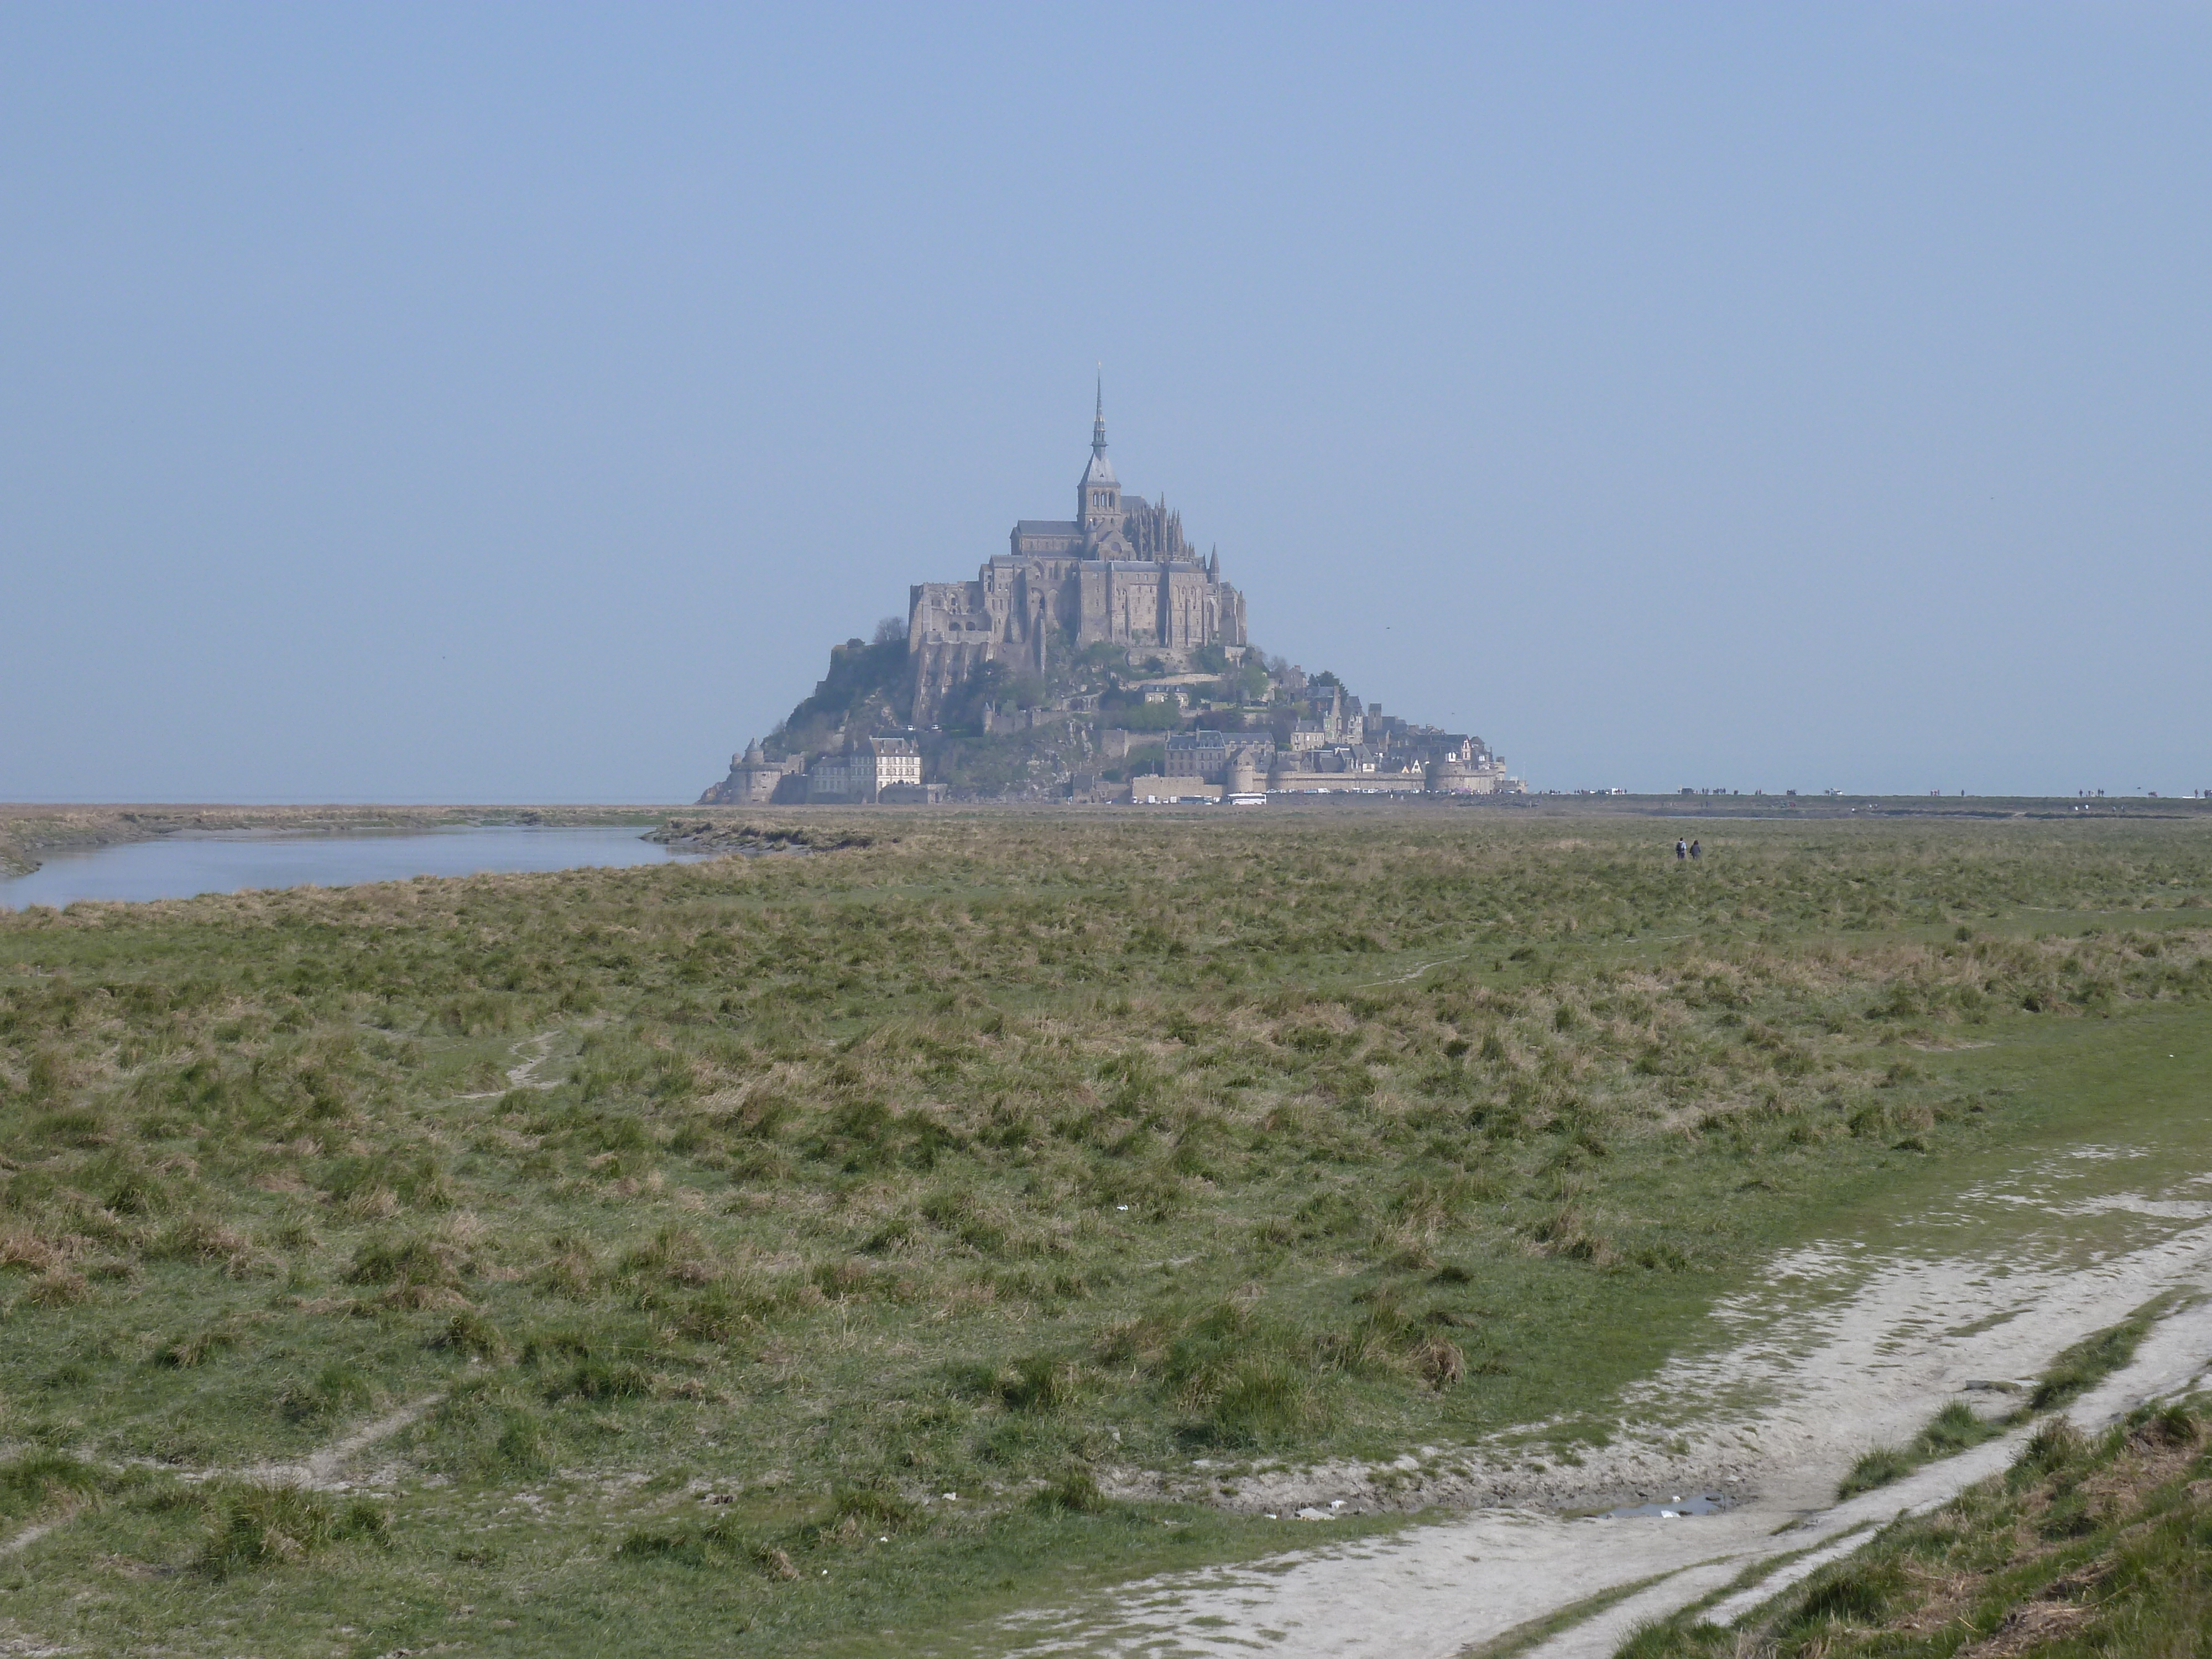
[0,826,706,910]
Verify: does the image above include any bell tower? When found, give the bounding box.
[1076,378,1121,541]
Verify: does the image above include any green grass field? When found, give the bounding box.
[2,807,2209,1656]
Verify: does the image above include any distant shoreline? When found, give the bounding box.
[5,793,2204,877]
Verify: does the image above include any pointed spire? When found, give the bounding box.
[1092,372,1108,457]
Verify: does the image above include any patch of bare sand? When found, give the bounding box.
[458,1029,566,1099]
[243,1392,445,1490]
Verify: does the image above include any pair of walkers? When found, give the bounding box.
[1674,838,1701,860]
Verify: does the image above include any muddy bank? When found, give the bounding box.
[645,817,884,853]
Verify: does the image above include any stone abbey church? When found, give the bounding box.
[907,390,1248,724]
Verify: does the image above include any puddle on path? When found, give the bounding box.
[1604,1492,1730,1519]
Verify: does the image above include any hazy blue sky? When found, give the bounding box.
[4,4,2207,801]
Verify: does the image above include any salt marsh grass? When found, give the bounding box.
[1,807,2209,1653]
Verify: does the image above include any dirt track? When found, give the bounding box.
[1001,1167,2212,1657]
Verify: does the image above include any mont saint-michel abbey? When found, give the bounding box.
[907,390,1247,724]
[700,390,1524,805]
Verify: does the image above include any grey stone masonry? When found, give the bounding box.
[909,393,1246,724]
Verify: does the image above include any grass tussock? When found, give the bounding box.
[2029,1297,2171,1412]
[195,1483,387,1577]
[1034,1464,1114,1514]
[0,1452,108,1520]
[1836,1400,2007,1499]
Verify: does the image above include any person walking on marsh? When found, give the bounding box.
[1676,839,1688,860]
[1689,839,1701,859]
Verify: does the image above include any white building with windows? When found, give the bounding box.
[805,735,922,804]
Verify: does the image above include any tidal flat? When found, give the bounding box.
[0,806,2208,1656]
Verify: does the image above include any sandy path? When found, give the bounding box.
[0,1392,444,1568]
[1556,1290,2212,1657]
[458,1030,564,1099]
[1001,1209,2212,1658]
[1358,957,1469,989]
[0,1522,55,1561]
[242,1392,445,1489]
